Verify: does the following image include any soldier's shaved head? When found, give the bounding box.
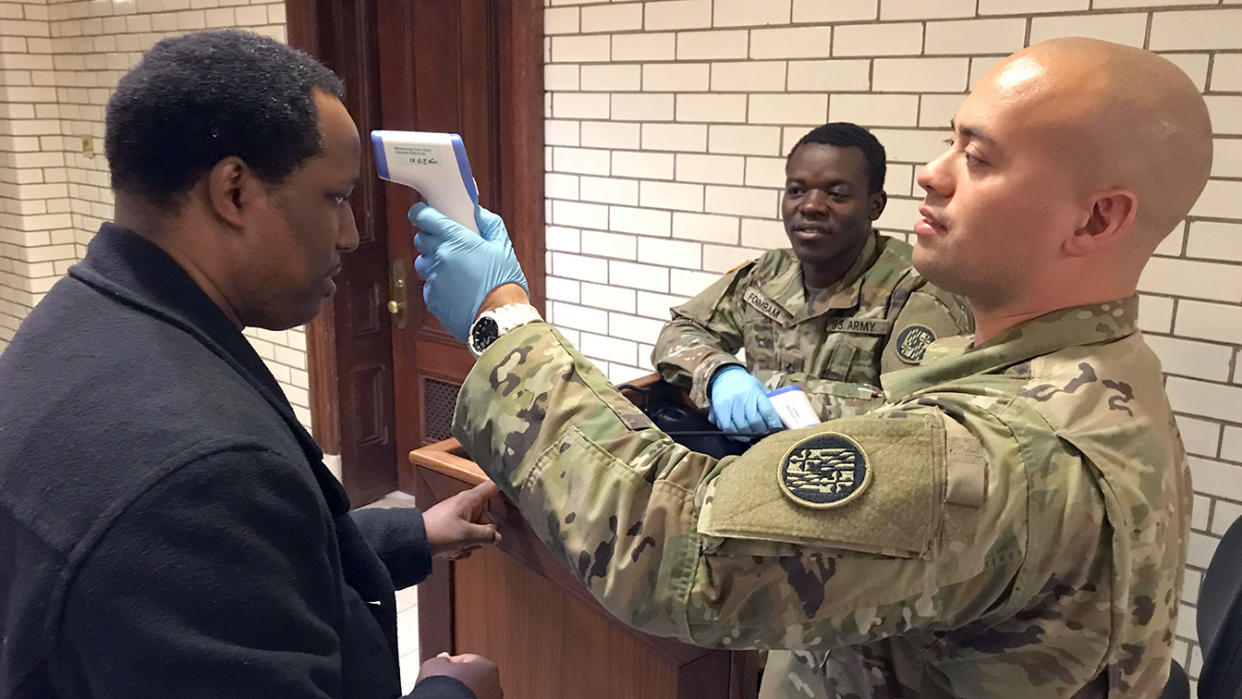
[914,38,1213,341]
[989,37,1212,248]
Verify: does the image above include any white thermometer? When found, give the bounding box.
[371,130,480,234]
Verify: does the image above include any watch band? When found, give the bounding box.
[469,304,542,358]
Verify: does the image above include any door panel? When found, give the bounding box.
[377,0,544,485]
[292,0,396,506]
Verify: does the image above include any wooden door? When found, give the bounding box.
[287,0,544,505]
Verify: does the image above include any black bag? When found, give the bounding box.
[620,379,754,460]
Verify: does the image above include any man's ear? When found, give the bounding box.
[869,190,888,221]
[206,156,253,228]
[1064,189,1137,257]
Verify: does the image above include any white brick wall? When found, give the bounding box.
[541,1,1242,688]
[0,1,308,428]
[0,3,59,353]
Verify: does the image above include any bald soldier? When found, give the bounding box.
[652,123,972,434]
[409,38,1207,697]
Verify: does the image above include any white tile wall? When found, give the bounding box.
[1212,139,1242,179]
[1178,415,1221,458]
[540,2,1242,688]
[672,210,738,244]
[833,22,923,57]
[1164,54,1209,92]
[1214,54,1242,92]
[580,3,640,34]
[580,175,637,205]
[788,58,870,91]
[712,0,789,28]
[641,62,709,91]
[792,0,877,23]
[924,18,1027,55]
[1140,294,1176,333]
[675,29,747,60]
[749,26,832,59]
[1149,9,1242,50]
[675,152,744,184]
[979,0,1089,15]
[882,0,976,21]
[645,0,711,32]
[1028,13,1148,47]
[581,64,639,91]
[611,31,674,61]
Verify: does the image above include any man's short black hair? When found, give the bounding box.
[788,122,887,194]
[105,29,345,209]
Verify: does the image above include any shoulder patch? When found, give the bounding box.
[778,433,871,508]
[895,324,936,363]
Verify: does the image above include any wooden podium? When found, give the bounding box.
[406,379,758,699]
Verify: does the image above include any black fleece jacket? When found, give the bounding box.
[0,224,471,698]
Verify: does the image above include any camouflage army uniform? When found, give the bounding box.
[453,296,1189,698]
[653,232,973,420]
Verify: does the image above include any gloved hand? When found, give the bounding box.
[411,202,528,341]
[708,365,785,437]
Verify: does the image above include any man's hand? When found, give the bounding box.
[423,480,502,560]
[411,203,528,341]
[708,365,784,436]
[417,653,502,699]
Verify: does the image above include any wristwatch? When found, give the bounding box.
[468,303,543,358]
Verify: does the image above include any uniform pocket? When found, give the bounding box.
[822,335,883,385]
[742,316,777,361]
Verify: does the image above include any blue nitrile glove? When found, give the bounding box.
[411,202,528,341]
[708,365,785,436]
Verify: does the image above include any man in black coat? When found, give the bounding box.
[0,29,502,698]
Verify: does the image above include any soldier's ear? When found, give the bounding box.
[869,191,887,221]
[1064,189,1136,258]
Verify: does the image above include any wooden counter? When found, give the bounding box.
[406,379,758,698]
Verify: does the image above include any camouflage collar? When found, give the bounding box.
[762,232,881,322]
[882,296,1140,400]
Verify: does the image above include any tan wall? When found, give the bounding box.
[539,0,1242,687]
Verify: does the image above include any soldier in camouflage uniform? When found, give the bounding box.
[410,38,1208,697]
[653,124,972,425]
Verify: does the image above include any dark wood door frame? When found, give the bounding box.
[287,0,545,504]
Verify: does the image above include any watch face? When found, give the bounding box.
[471,316,500,352]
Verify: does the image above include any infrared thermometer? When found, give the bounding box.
[766,386,820,429]
[371,130,480,234]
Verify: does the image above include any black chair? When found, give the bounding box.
[1198,515,1242,698]
[1163,659,1190,699]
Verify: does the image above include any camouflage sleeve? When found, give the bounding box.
[748,369,885,420]
[454,323,1027,652]
[881,281,974,374]
[652,264,753,410]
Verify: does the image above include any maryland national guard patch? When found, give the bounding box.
[778,433,871,508]
[895,324,936,364]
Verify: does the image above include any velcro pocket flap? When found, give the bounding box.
[698,411,946,559]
